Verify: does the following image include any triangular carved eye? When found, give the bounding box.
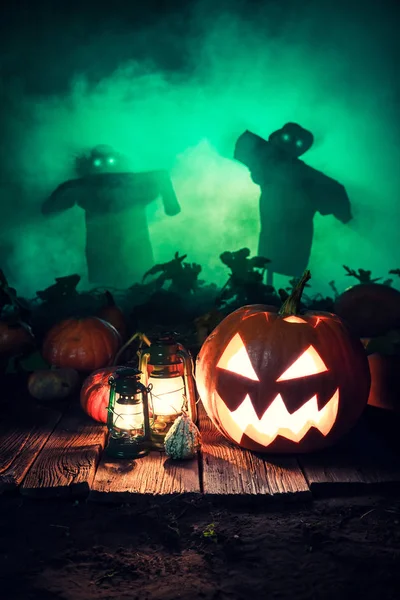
[217,333,259,381]
[277,345,328,381]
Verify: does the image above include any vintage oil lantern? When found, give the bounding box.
[105,367,152,459]
[138,334,197,449]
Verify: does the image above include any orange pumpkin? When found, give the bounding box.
[42,317,121,372]
[196,271,371,454]
[361,336,400,412]
[97,291,127,340]
[0,319,35,357]
[80,367,120,422]
[334,284,400,338]
[367,354,400,412]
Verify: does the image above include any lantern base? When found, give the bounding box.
[105,435,150,459]
[150,430,168,451]
[150,414,181,450]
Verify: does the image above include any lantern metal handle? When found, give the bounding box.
[177,346,198,423]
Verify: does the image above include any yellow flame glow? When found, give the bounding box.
[283,316,307,323]
[217,389,339,446]
[218,335,328,383]
[277,346,328,381]
[217,333,259,381]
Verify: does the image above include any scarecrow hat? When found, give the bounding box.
[90,144,116,158]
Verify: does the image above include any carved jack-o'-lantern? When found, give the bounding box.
[196,271,371,454]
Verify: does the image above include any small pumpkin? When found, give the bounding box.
[362,333,400,412]
[97,291,127,340]
[196,270,371,454]
[80,366,121,423]
[164,413,202,460]
[28,368,80,401]
[334,267,400,337]
[0,319,35,357]
[367,354,400,412]
[42,317,121,372]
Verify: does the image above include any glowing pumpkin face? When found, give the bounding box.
[196,306,371,454]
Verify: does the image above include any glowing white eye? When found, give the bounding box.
[108,157,115,164]
[217,333,259,381]
[283,316,307,324]
[277,346,328,381]
[93,159,102,167]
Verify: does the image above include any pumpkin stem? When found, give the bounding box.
[278,270,311,316]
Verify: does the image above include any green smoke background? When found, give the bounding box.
[0,0,399,298]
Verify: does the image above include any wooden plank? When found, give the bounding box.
[198,402,311,501]
[298,416,400,497]
[0,403,62,493]
[89,450,201,503]
[20,405,107,498]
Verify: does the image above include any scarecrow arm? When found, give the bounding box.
[234,130,268,167]
[42,178,81,214]
[323,181,353,223]
[234,130,277,185]
[155,170,180,216]
[306,167,353,223]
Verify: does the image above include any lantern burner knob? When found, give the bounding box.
[109,367,148,395]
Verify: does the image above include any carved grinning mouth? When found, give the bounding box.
[217,389,339,446]
[212,331,340,447]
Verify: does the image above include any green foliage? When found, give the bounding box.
[343,266,399,287]
[217,248,278,308]
[202,523,218,543]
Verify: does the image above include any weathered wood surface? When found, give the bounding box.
[198,402,311,501]
[20,405,107,498]
[2,384,399,502]
[0,402,62,493]
[298,417,400,497]
[89,450,200,502]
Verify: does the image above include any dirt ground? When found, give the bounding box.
[1,493,400,600]
[1,375,400,600]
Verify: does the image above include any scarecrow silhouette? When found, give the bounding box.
[234,123,352,285]
[42,145,181,287]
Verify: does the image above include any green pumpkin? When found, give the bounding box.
[164,414,201,460]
